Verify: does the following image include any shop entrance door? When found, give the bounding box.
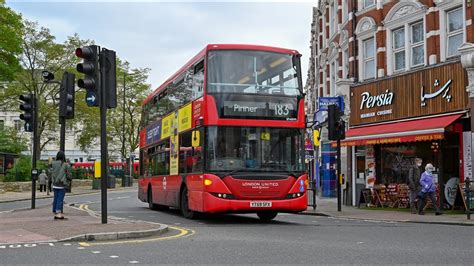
[355,153,366,205]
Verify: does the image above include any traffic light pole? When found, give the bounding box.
[59,117,66,152]
[336,138,341,212]
[100,50,108,224]
[31,95,38,209]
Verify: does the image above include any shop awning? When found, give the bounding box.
[336,113,463,147]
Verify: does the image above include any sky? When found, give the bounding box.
[7,0,315,91]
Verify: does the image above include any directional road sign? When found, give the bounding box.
[86,91,97,107]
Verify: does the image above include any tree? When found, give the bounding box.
[0,0,23,81]
[0,20,91,159]
[75,59,151,159]
[0,126,28,154]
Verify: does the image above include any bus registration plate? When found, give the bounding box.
[250,201,272,208]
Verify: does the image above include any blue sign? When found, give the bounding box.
[85,91,97,107]
[146,121,161,145]
[318,96,345,112]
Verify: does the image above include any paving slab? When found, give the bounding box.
[0,204,167,245]
[302,196,474,226]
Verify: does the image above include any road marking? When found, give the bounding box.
[129,261,139,264]
[78,225,195,246]
[0,242,55,249]
[77,247,85,250]
[110,255,119,258]
[63,243,72,246]
[92,251,101,254]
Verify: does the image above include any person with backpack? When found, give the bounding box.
[408,157,422,214]
[51,151,72,219]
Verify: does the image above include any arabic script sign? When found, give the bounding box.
[350,62,468,126]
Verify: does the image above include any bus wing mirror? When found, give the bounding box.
[192,130,201,147]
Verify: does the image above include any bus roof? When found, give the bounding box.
[143,44,301,106]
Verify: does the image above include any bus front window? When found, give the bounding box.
[207,50,302,97]
[205,126,304,173]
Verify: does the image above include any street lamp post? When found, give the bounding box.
[122,72,126,164]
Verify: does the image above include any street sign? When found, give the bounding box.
[86,91,97,107]
[313,110,328,126]
[94,160,101,178]
[318,96,345,112]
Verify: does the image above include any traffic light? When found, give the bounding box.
[59,72,75,119]
[327,104,339,141]
[19,93,35,132]
[76,45,99,107]
[101,48,117,108]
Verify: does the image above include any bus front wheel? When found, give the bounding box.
[257,211,278,221]
[148,187,169,211]
[180,186,196,219]
[148,187,159,211]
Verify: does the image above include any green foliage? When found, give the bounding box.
[76,59,151,157]
[0,1,23,81]
[4,156,48,182]
[0,126,28,154]
[4,156,31,182]
[0,21,92,159]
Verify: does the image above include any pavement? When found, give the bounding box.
[302,196,474,226]
[0,184,134,203]
[0,183,168,245]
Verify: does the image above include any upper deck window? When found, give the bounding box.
[207,50,302,97]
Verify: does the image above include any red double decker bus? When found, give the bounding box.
[138,44,307,221]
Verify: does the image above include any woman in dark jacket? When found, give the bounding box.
[51,151,70,219]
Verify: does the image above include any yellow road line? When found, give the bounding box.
[76,204,195,246]
[78,226,194,246]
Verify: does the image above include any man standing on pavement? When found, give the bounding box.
[408,157,422,214]
[417,163,442,216]
[38,170,47,192]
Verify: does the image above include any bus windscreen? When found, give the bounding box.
[207,50,302,97]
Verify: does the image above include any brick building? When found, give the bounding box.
[306,0,474,207]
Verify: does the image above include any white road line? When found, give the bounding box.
[92,251,101,254]
[77,247,85,250]
[63,243,72,246]
[129,261,139,264]
[110,255,119,258]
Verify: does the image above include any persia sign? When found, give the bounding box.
[350,62,468,126]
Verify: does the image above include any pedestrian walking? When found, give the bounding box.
[38,170,47,192]
[408,157,422,214]
[51,151,72,219]
[417,163,442,216]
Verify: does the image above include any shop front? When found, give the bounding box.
[343,62,470,209]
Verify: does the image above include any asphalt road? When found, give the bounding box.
[1,190,472,265]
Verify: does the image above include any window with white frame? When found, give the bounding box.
[330,60,337,96]
[342,1,348,23]
[342,48,349,79]
[330,1,338,36]
[392,27,405,71]
[391,21,425,72]
[363,38,375,79]
[13,120,21,131]
[446,7,463,57]
[362,0,375,10]
[411,22,424,66]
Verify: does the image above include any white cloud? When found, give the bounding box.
[8,1,314,89]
